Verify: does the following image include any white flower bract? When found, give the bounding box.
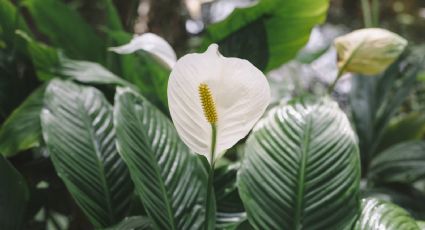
[109,33,177,69]
[167,44,270,163]
[334,28,407,75]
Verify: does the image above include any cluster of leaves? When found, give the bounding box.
[0,0,425,230]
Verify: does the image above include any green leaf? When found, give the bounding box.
[0,84,45,157]
[104,216,151,230]
[237,99,361,229]
[214,19,268,70]
[114,88,211,230]
[15,30,60,81]
[101,0,123,31]
[369,141,425,184]
[376,113,425,153]
[363,184,425,219]
[350,54,422,171]
[0,155,29,230]
[354,198,420,230]
[0,0,31,50]
[214,163,247,230]
[59,58,131,87]
[23,0,105,63]
[203,0,330,71]
[417,221,425,229]
[41,80,133,228]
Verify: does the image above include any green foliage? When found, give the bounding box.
[23,0,106,63]
[0,0,424,228]
[238,99,361,229]
[418,221,425,229]
[114,88,212,230]
[354,198,420,230]
[0,155,29,230]
[377,113,425,153]
[59,59,131,86]
[108,31,170,112]
[0,0,31,51]
[214,162,247,229]
[0,84,45,157]
[15,30,60,81]
[41,80,133,228]
[204,0,330,71]
[369,141,425,184]
[350,54,422,172]
[104,216,151,230]
[363,184,425,219]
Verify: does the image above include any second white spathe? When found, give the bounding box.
[109,33,177,69]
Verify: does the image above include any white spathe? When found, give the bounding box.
[168,44,270,163]
[109,33,177,69]
[334,28,407,75]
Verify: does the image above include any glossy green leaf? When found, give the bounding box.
[238,99,361,229]
[369,141,425,184]
[104,216,151,230]
[0,155,29,230]
[23,0,105,63]
[363,184,425,219]
[59,59,131,87]
[15,30,60,81]
[0,84,45,157]
[203,0,330,71]
[214,163,246,230]
[114,88,212,230]
[0,0,30,50]
[377,113,425,153]
[354,198,420,230]
[41,80,133,228]
[350,54,422,171]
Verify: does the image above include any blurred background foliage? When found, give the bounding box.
[0,0,425,229]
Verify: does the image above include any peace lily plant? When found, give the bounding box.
[111,36,270,228]
[168,44,270,228]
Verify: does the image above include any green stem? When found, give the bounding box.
[371,0,380,26]
[204,124,217,230]
[328,68,345,94]
[361,0,373,28]
[329,40,366,94]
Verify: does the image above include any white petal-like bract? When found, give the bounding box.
[168,44,271,163]
[109,33,177,69]
[334,28,407,75]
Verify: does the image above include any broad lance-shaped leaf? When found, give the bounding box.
[369,141,425,184]
[203,0,330,71]
[0,84,45,157]
[355,198,420,230]
[114,88,212,230]
[238,99,361,229]
[350,54,421,171]
[0,155,29,230]
[23,0,105,63]
[0,0,31,51]
[41,80,133,228]
[104,216,151,230]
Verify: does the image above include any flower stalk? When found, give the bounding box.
[204,124,217,230]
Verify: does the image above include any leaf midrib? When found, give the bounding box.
[293,114,313,229]
[134,101,176,230]
[77,91,115,224]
